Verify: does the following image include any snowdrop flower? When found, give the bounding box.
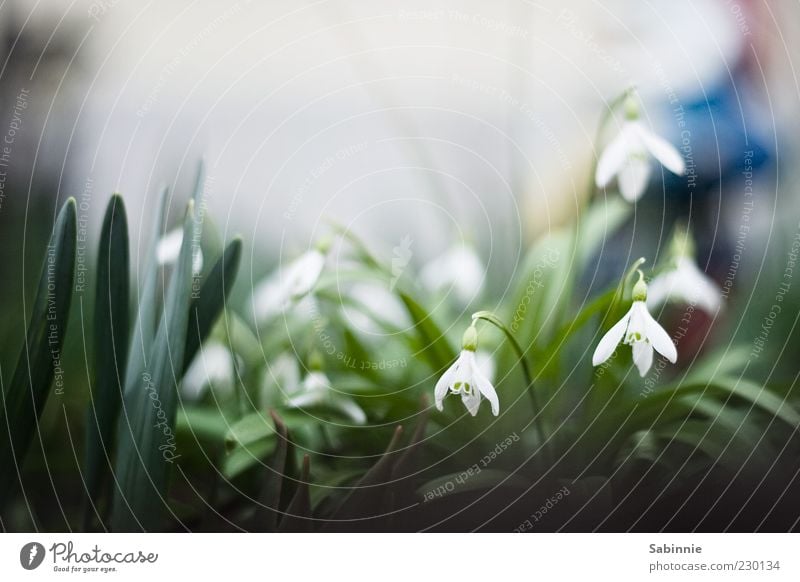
[182,341,234,401]
[647,257,722,314]
[286,353,367,424]
[260,352,301,408]
[342,283,411,335]
[252,240,330,323]
[595,91,685,202]
[647,228,722,314]
[592,273,677,377]
[420,244,485,305]
[435,325,499,416]
[157,227,203,275]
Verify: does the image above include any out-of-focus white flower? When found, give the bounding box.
[434,326,499,416]
[595,92,685,202]
[260,352,301,407]
[646,226,722,314]
[252,245,328,323]
[182,341,234,401]
[157,227,203,274]
[286,361,367,424]
[647,257,722,314]
[342,283,410,335]
[420,244,484,305]
[592,275,677,377]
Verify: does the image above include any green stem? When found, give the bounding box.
[471,311,548,453]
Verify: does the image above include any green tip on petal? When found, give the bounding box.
[461,325,478,352]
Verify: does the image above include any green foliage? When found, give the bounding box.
[84,195,130,528]
[0,198,76,507]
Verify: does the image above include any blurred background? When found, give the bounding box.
[1,0,795,363]
[0,0,793,274]
[2,0,800,531]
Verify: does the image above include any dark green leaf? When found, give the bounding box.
[0,198,76,507]
[84,194,130,529]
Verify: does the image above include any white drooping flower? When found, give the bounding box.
[420,244,485,306]
[157,227,203,274]
[592,274,677,377]
[342,283,411,335]
[259,352,301,408]
[647,256,722,314]
[285,355,367,424]
[252,242,328,323]
[595,92,685,202]
[434,325,499,416]
[646,227,722,314]
[182,341,235,401]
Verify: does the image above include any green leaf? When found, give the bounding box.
[84,194,130,529]
[223,439,274,480]
[176,407,230,443]
[225,412,276,452]
[183,237,242,372]
[575,197,632,269]
[112,200,202,531]
[122,185,168,399]
[398,292,455,372]
[0,198,76,507]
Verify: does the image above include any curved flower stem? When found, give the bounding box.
[471,311,549,458]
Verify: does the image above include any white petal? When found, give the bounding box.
[252,277,289,322]
[618,156,651,202]
[345,283,410,334]
[261,353,301,407]
[635,123,685,175]
[475,350,496,384]
[645,271,676,310]
[303,371,331,392]
[332,398,367,424]
[461,388,481,416]
[287,250,325,298]
[592,309,631,366]
[681,260,723,313]
[643,307,677,363]
[156,228,184,265]
[632,341,654,377]
[595,131,631,188]
[420,245,484,305]
[474,373,499,416]
[286,390,326,409]
[626,301,650,341]
[434,358,460,411]
[182,342,234,401]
